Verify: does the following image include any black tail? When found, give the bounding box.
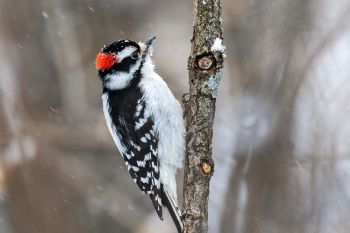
[162,188,183,233]
[150,188,163,220]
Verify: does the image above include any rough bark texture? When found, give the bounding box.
[182,0,224,233]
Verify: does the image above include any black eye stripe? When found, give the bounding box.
[115,57,137,72]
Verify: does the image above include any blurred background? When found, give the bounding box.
[1,0,350,232]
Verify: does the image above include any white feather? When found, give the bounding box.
[141,176,149,183]
[116,46,137,62]
[139,55,185,204]
[135,103,143,117]
[130,140,141,151]
[141,137,147,143]
[105,60,141,90]
[135,115,148,130]
[137,160,146,167]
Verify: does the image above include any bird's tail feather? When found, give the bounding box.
[162,188,183,233]
[150,189,163,220]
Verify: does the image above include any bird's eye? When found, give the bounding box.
[131,51,140,59]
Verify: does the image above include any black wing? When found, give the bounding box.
[111,97,163,218]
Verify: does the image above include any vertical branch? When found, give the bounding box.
[182,0,224,233]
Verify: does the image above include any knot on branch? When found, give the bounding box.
[196,54,215,70]
[200,158,214,176]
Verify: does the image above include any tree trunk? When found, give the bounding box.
[182,0,224,232]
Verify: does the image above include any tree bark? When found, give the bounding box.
[182,0,224,232]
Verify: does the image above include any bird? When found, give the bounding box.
[95,36,185,233]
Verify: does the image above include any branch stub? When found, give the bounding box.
[200,159,213,175]
[197,56,213,70]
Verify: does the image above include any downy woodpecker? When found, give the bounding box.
[95,37,185,232]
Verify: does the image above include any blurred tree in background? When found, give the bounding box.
[0,0,350,233]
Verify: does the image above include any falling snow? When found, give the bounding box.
[41,11,49,19]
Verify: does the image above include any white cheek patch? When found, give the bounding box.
[116,46,137,62]
[105,60,141,90]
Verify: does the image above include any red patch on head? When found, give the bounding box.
[96,52,118,70]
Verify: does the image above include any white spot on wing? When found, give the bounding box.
[135,103,143,117]
[152,162,159,173]
[130,140,141,151]
[137,160,146,167]
[135,117,147,130]
[140,176,149,183]
[145,153,151,160]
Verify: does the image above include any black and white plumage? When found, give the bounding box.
[96,37,185,232]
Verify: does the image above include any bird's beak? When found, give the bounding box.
[139,36,156,55]
[145,36,156,47]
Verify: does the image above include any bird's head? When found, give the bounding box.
[96,36,156,90]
